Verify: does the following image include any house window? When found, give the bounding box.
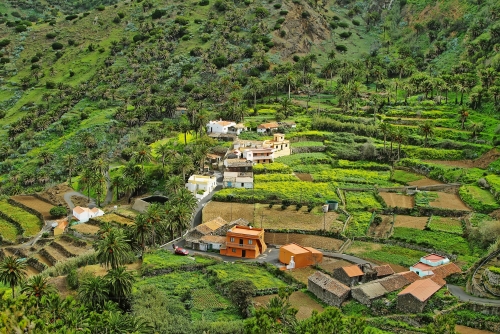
[241,183,244,187]
[248,240,253,245]
[230,237,235,242]
[232,248,236,253]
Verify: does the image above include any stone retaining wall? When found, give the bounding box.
[39,248,57,266]
[27,257,47,272]
[7,198,45,224]
[50,242,77,258]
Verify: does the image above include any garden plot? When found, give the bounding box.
[0,218,19,242]
[393,215,429,230]
[71,223,100,234]
[44,245,71,263]
[253,291,324,320]
[367,215,393,238]
[94,213,134,225]
[33,253,53,267]
[288,267,317,284]
[265,233,344,251]
[346,241,427,268]
[11,195,54,220]
[429,192,471,211]
[428,216,463,234]
[378,192,414,209]
[318,258,352,272]
[295,173,313,182]
[0,200,42,237]
[203,202,343,231]
[408,177,444,187]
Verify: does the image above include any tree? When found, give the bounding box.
[392,127,407,161]
[165,175,184,194]
[21,275,55,307]
[468,121,484,139]
[0,256,27,298]
[50,206,67,218]
[460,109,469,129]
[247,77,263,110]
[105,266,135,309]
[174,154,194,182]
[95,228,133,269]
[156,143,175,169]
[313,81,325,113]
[419,121,434,147]
[295,307,369,333]
[133,144,154,170]
[78,275,109,310]
[284,72,296,99]
[133,214,152,259]
[65,154,76,183]
[279,98,292,118]
[378,122,391,153]
[228,279,256,317]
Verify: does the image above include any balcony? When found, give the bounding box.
[226,242,258,250]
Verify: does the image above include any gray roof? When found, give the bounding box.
[352,282,387,300]
[308,271,350,297]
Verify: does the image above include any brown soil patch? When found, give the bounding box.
[72,223,100,235]
[378,192,414,208]
[424,148,500,169]
[71,195,91,208]
[430,192,471,211]
[44,245,70,262]
[56,240,93,256]
[48,276,75,298]
[408,177,444,187]
[26,265,40,277]
[346,241,383,255]
[265,233,344,251]
[295,173,313,182]
[204,202,343,231]
[253,291,324,320]
[455,325,494,334]
[37,184,75,208]
[80,261,141,277]
[33,253,53,267]
[288,267,318,284]
[367,215,393,238]
[94,213,134,226]
[318,258,352,272]
[394,215,428,230]
[11,196,54,220]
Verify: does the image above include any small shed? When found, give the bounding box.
[431,262,462,279]
[308,271,350,307]
[333,265,364,287]
[279,243,323,268]
[374,265,395,278]
[397,278,444,313]
[351,282,387,306]
[199,235,226,251]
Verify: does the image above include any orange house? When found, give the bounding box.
[220,225,266,258]
[279,243,323,268]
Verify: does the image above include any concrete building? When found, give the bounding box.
[224,159,253,172]
[232,133,290,158]
[199,235,227,251]
[397,278,444,313]
[410,254,458,278]
[333,265,365,287]
[279,243,323,269]
[219,225,266,258]
[184,217,250,251]
[242,148,274,164]
[223,172,253,189]
[206,120,246,135]
[308,271,350,307]
[72,206,104,223]
[257,122,280,133]
[185,174,217,200]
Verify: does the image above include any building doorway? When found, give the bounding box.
[242,250,246,258]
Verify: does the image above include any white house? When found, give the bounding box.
[207,120,246,135]
[223,172,253,189]
[199,235,227,251]
[73,206,104,223]
[257,122,280,133]
[410,254,451,277]
[242,147,274,164]
[185,174,217,200]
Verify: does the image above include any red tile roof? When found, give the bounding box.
[374,264,395,277]
[398,271,420,283]
[423,254,447,262]
[412,262,433,271]
[398,278,444,302]
[343,265,364,277]
[257,122,279,129]
[431,263,462,279]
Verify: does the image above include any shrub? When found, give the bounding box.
[330,22,338,29]
[67,268,79,289]
[0,39,11,47]
[68,39,76,46]
[336,44,347,52]
[274,4,282,9]
[51,42,64,50]
[65,14,78,20]
[45,81,56,89]
[339,31,352,38]
[199,0,209,5]
[31,56,40,63]
[97,5,105,11]
[46,32,57,39]
[352,19,360,26]
[301,11,311,18]
[152,9,166,19]
[279,10,288,15]
[112,16,121,24]
[118,12,125,19]
[50,206,68,218]
[338,22,348,28]
[0,57,9,64]
[15,25,27,33]
[175,17,189,25]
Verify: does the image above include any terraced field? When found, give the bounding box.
[0,200,43,237]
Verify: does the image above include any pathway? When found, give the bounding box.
[63,191,96,210]
[447,285,500,306]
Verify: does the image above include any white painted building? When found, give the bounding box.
[207,120,246,135]
[185,174,217,200]
[410,254,451,277]
[223,172,253,189]
[199,235,227,251]
[242,147,274,164]
[257,122,280,133]
[73,206,104,223]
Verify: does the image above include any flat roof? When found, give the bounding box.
[281,243,310,255]
[229,225,263,236]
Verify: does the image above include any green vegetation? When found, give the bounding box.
[345,192,383,211]
[347,241,426,267]
[459,185,499,213]
[428,216,463,235]
[253,163,293,174]
[488,266,500,275]
[0,218,18,242]
[390,170,424,184]
[275,153,331,166]
[414,191,438,207]
[290,141,324,147]
[207,263,288,290]
[0,201,42,236]
[141,250,216,273]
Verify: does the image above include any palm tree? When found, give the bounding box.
[80,168,96,203]
[313,81,325,113]
[165,175,184,194]
[96,228,133,269]
[279,98,292,118]
[78,275,109,310]
[419,121,434,147]
[172,187,198,211]
[284,72,296,99]
[21,275,55,307]
[145,203,164,246]
[392,127,407,161]
[155,143,171,169]
[247,77,263,110]
[460,109,469,130]
[65,154,76,184]
[133,144,154,170]
[174,154,194,182]
[105,266,135,309]
[0,256,27,298]
[168,203,193,237]
[378,122,391,153]
[111,175,122,201]
[133,214,152,258]
[468,121,484,139]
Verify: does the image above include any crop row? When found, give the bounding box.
[0,200,42,236]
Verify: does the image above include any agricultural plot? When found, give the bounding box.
[253,291,324,320]
[347,211,374,237]
[367,215,393,238]
[11,195,54,220]
[378,192,414,209]
[346,241,427,268]
[429,192,471,211]
[265,233,345,251]
[0,218,19,242]
[207,263,288,290]
[344,192,383,211]
[314,169,398,187]
[428,216,463,234]
[203,202,343,231]
[134,271,239,322]
[0,200,42,237]
[275,153,331,166]
[290,141,324,147]
[142,250,216,273]
[93,213,134,225]
[390,170,424,185]
[393,215,429,230]
[71,223,100,235]
[459,185,499,213]
[468,213,497,228]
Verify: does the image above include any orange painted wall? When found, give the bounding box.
[221,247,258,258]
[279,247,323,268]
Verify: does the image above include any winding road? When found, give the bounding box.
[447,285,500,305]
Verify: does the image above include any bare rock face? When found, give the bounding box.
[273,1,331,58]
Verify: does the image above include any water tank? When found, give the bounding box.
[326,200,339,211]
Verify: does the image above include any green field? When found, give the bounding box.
[206,263,288,290]
[347,241,427,267]
[428,216,463,235]
[142,250,217,273]
[0,201,42,237]
[0,218,19,242]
